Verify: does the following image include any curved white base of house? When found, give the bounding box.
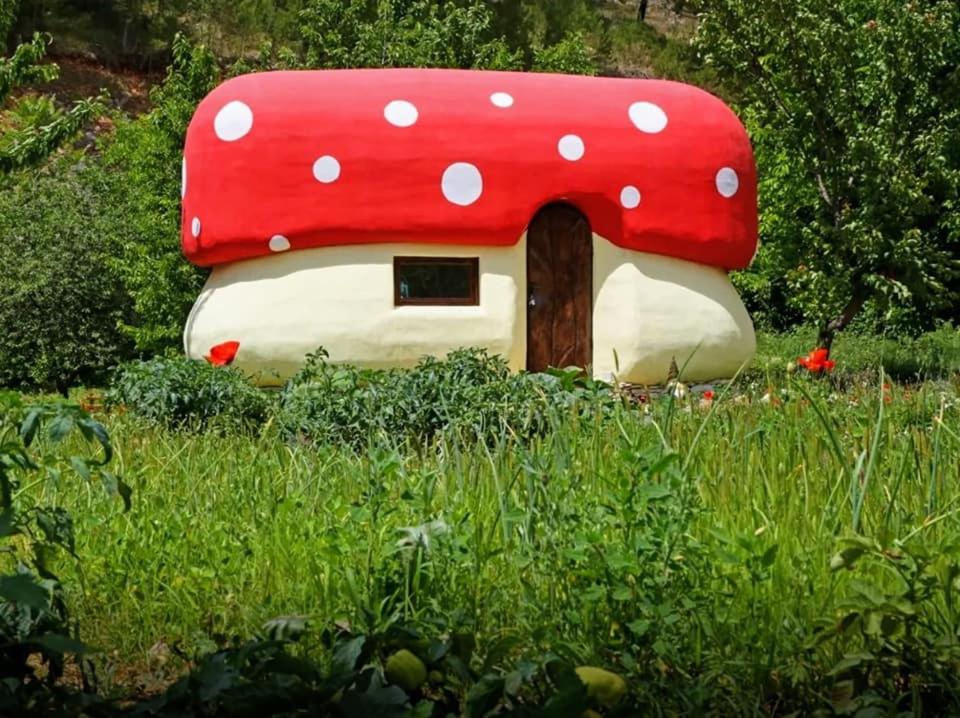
[184,237,755,386]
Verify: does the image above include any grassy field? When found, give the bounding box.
[16,332,958,714]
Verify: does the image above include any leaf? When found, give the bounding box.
[332,635,365,674]
[35,507,75,553]
[848,580,886,607]
[101,471,133,511]
[404,701,435,718]
[19,408,42,447]
[69,456,92,481]
[830,679,856,712]
[626,619,650,637]
[262,615,307,642]
[32,633,88,655]
[47,414,74,443]
[638,484,673,501]
[0,573,49,609]
[830,653,874,676]
[78,417,113,465]
[830,547,865,571]
[0,508,19,538]
[481,634,521,673]
[195,654,237,701]
[541,676,590,718]
[760,543,779,567]
[466,674,505,718]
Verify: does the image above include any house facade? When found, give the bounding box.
[182,69,758,384]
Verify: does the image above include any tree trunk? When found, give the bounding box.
[817,292,866,351]
[637,0,649,22]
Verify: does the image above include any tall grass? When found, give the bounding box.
[35,367,960,712]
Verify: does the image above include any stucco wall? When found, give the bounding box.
[592,236,756,383]
[184,242,526,385]
[184,236,755,385]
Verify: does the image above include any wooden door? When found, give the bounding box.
[526,204,593,372]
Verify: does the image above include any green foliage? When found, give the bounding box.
[821,534,960,712]
[1,13,106,172]
[18,360,959,713]
[298,0,521,70]
[530,32,596,75]
[0,32,57,100]
[100,35,217,355]
[486,0,605,66]
[107,356,271,431]
[0,390,126,715]
[0,158,135,392]
[134,617,603,717]
[752,325,960,382]
[695,0,960,342]
[277,348,617,449]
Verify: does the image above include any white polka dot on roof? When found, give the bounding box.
[214,101,253,141]
[620,185,641,209]
[490,92,514,108]
[716,167,740,198]
[191,217,201,238]
[628,101,668,134]
[384,100,419,127]
[181,158,187,198]
[442,163,483,207]
[558,135,585,161]
[312,156,341,183]
[269,235,291,253]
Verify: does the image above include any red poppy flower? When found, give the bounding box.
[206,340,240,366]
[797,347,835,374]
[703,390,715,401]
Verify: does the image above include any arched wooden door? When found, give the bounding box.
[526,204,593,372]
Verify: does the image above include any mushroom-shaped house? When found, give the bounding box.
[182,69,758,384]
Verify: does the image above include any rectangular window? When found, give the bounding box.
[394,256,479,306]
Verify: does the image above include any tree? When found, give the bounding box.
[103,34,219,354]
[1,0,104,171]
[696,0,960,347]
[299,0,522,70]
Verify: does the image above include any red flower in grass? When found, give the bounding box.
[703,390,715,402]
[206,340,240,366]
[797,348,835,374]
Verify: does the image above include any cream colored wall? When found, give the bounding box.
[591,235,755,384]
[184,242,526,385]
[184,235,755,386]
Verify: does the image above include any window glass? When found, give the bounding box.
[394,257,479,306]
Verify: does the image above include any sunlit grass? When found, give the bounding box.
[32,362,960,710]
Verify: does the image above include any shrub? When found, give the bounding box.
[0,391,127,715]
[101,36,218,355]
[107,357,271,431]
[277,348,618,449]
[0,158,135,392]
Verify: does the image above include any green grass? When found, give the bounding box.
[30,351,960,712]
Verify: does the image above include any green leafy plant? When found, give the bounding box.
[0,158,135,393]
[107,356,271,432]
[818,534,960,713]
[0,390,128,715]
[1,0,105,173]
[695,0,960,347]
[277,348,619,449]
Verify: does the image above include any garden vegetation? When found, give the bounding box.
[2,0,960,714]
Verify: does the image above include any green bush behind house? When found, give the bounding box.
[0,159,134,392]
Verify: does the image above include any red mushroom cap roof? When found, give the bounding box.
[182,69,757,269]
